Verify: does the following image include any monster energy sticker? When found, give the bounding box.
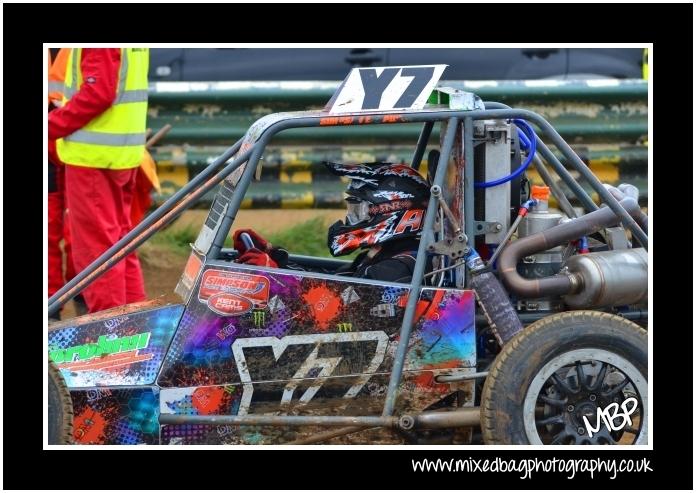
[252,309,266,328]
[336,323,353,332]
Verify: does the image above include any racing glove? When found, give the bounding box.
[232,229,288,268]
[233,229,272,254]
[237,248,279,268]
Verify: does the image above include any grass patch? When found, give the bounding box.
[149,224,198,256]
[150,216,358,260]
[268,217,359,260]
[267,216,330,258]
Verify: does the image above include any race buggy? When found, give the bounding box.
[47,64,649,445]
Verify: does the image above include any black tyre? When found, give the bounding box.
[48,359,74,444]
[481,311,647,445]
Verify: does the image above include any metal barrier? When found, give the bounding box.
[147,79,648,208]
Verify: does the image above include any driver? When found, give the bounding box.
[232,162,431,283]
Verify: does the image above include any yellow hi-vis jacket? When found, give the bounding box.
[57,48,149,169]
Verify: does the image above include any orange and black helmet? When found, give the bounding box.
[324,161,431,256]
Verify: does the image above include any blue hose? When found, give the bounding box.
[517,128,531,150]
[579,236,589,253]
[474,119,537,189]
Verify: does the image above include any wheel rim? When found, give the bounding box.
[523,349,648,445]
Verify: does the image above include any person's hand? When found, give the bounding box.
[233,229,271,254]
[233,229,278,267]
[237,247,278,268]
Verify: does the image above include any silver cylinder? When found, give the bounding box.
[518,209,563,238]
[563,248,648,308]
[412,407,481,429]
[517,209,564,280]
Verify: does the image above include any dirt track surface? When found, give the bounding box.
[59,209,344,320]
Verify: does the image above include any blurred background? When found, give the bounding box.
[148,48,643,81]
[121,47,648,311]
[146,47,647,209]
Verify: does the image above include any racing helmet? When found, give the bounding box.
[324,161,431,256]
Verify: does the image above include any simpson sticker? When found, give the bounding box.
[198,270,270,307]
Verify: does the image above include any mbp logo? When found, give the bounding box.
[232,331,389,415]
[328,65,447,114]
[582,397,639,438]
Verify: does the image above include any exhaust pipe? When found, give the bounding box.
[287,408,482,443]
[498,197,642,299]
[398,407,481,430]
[563,248,648,308]
[604,183,649,234]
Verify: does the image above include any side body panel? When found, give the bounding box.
[49,304,184,387]
[158,263,476,444]
[70,387,160,445]
[47,304,184,444]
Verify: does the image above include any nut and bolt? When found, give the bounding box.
[567,405,575,412]
[398,415,415,431]
[577,427,585,435]
[589,394,596,401]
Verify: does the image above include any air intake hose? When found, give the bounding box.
[467,250,523,345]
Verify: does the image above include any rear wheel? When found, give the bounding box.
[481,311,647,445]
[48,359,73,444]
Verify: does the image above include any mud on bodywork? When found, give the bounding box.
[158,263,476,444]
[48,266,475,445]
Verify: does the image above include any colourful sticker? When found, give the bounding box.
[50,331,152,371]
[158,264,476,409]
[208,292,253,317]
[175,251,204,300]
[48,304,183,387]
[70,387,159,445]
[302,285,342,331]
[199,270,270,307]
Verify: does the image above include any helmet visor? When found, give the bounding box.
[345,198,371,225]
